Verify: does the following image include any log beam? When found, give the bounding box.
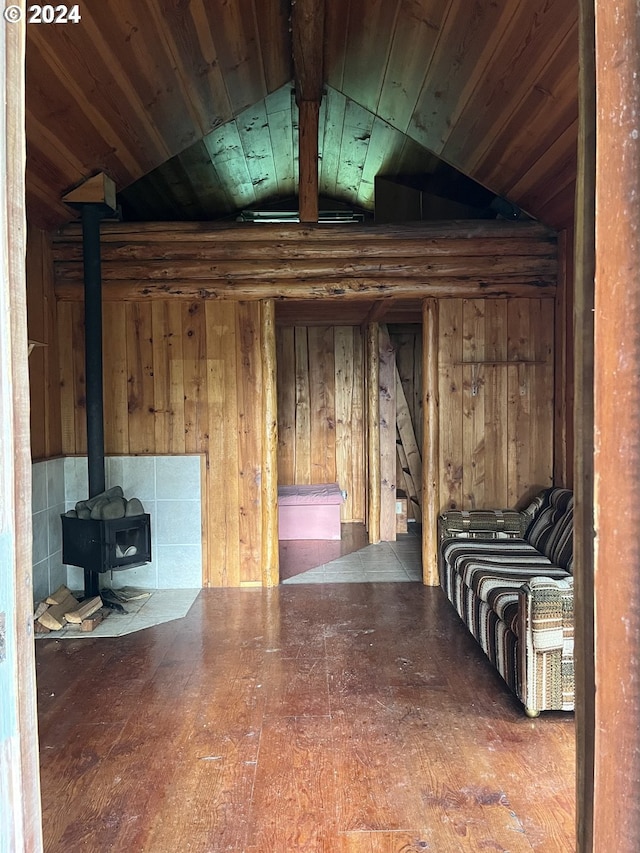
[55,279,555,302]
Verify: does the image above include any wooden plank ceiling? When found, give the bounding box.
[25,0,578,235]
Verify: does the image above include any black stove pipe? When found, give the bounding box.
[81,204,107,501]
[78,201,115,596]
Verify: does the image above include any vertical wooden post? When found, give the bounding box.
[298,100,319,223]
[575,0,596,850]
[261,299,279,587]
[422,299,440,585]
[0,6,44,849]
[593,1,640,850]
[366,323,380,544]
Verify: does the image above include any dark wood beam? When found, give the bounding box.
[291,0,325,223]
[298,100,319,223]
[291,0,325,103]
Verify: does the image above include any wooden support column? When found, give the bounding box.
[366,323,380,544]
[291,0,324,223]
[593,1,640,850]
[298,101,319,223]
[0,8,44,850]
[422,299,440,586]
[575,0,596,850]
[261,299,279,587]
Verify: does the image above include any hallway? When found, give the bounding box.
[36,583,575,852]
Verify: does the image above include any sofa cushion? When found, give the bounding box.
[441,537,571,633]
[524,488,574,570]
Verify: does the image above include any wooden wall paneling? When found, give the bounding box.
[462,300,486,510]
[506,299,532,507]
[125,303,155,454]
[531,298,555,493]
[408,0,519,156]
[350,327,366,523]
[422,298,439,586]
[235,302,263,585]
[26,228,46,460]
[204,303,228,586]
[261,300,279,588]
[276,326,296,485]
[181,301,207,455]
[483,300,508,505]
[71,301,87,455]
[339,0,400,115]
[57,301,76,454]
[555,229,574,488]
[377,0,449,134]
[378,325,397,541]
[318,88,347,200]
[444,0,577,172]
[266,85,296,199]
[308,326,336,484]
[473,27,578,205]
[151,302,186,455]
[366,323,380,544]
[334,326,354,521]
[294,327,312,484]
[438,299,464,511]
[102,302,128,455]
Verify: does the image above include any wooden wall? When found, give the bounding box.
[437,298,555,512]
[26,227,62,461]
[57,299,265,587]
[276,325,366,523]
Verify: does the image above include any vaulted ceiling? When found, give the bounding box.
[25,0,578,233]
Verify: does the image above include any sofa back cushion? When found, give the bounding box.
[524,488,574,571]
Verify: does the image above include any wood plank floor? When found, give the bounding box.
[36,584,575,852]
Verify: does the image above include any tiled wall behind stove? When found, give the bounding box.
[32,455,203,600]
[31,458,67,604]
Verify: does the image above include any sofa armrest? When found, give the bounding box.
[439,508,528,541]
[518,577,575,714]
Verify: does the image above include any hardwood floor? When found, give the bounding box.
[278,522,370,579]
[36,584,575,852]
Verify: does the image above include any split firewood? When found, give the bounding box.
[38,592,79,630]
[33,601,49,620]
[45,584,74,605]
[34,620,51,634]
[65,596,103,624]
[80,611,107,632]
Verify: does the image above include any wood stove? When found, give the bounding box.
[62,513,152,576]
[60,190,152,597]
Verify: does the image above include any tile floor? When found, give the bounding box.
[281,531,423,584]
[34,588,201,639]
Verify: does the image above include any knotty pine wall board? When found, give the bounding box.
[277,325,366,523]
[437,297,554,513]
[57,299,264,587]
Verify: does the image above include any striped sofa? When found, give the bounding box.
[439,488,574,717]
